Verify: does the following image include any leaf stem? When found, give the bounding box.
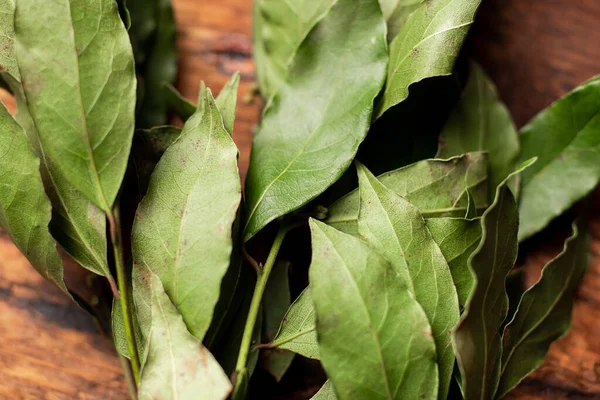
[234,224,289,383]
[107,207,141,385]
[118,353,138,400]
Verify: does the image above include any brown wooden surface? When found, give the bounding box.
[1,0,599,398]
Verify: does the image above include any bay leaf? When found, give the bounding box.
[267,287,319,360]
[356,163,459,398]
[261,261,294,381]
[253,0,337,99]
[326,152,488,235]
[375,0,482,119]
[497,223,589,398]
[0,103,68,293]
[0,0,18,81]
[138,273,232,400]
[15,0,136,211]
[426,217,481,307]
[243,0,388,241]
[132,88,241,340]
[311,380,337,400]
[452,159,535,400]
[165,83,196,121]
[518,76,600,241]
[309,219,439,400]
[438,61,520,199]
[379,0,424,41]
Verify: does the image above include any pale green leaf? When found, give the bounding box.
[375,0,482,119]
[326,152,488,235]
[311,380,337,400]
[138,273,232,400]
[15,0,136,211]
[132,88,241,341]
[244,0,388,241]
[253,0,337,99]
[497,223,589,398]
[356,164,458,398]
[438,61,520,199]
[379,0,424,41]
[0,0,18,81]
[518,76,600,241]
[267,287,319,360]
[0,103,67,292]
[215,72,240,135]
[426,217,481,307]
[452,160,535,400]
[309,220,438,400]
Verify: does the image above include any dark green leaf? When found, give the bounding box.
[311,380,337,400]
[261,261,294,381]
[138,273,232,400]
[253,0,337,99]
[356,164,458,397]
[438,61,520,199]
[518,76,600,241]
[452,159,535,400]
[426,217,481,307]
[326,152,488,235]
[309,220,439,400]
[244,0,388,241]
[132,88,241,340]
[15,0,136,211]
[0,103,68,293]
[375,0,482,119]
[497,223,589,398]
[266,287,319,359]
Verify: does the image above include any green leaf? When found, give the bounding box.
[379,0,424,41]
[426,217,481,307]
[215,72,240,136]
[14,0,136,212]
[253,0,337,99]
[138,273,232,400]
[309,219,439,400]
[127,0,178,128]
[267,287,319,359]
[452,159,535,400]
[518,76,600,241]
[244,0,388,241]
[375,0,482,119]
[311,380,337,400]
[261,261,294,381]
[356,164,458,398]
[0,0,18,81]
[132,88,241,341]
[438,61,520,199]
[326,152,488,235]
[165,83,196,121]
[497,223,589,398]
[0,103,68,293]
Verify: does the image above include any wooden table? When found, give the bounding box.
[1,0,599,398]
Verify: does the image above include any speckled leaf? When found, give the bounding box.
[497,223,589,398]
[356,164,459,398]
[379,0,424,41]
[253,0,337,99]
[426,217,481,307]
[266,287,319,360]
[244,0,388,241]
[453,159,535,400]
[438,61,520,199]
[311,381,337,400]
[138,273,231,400]
[262,261,294,381]
[309,220,438,400]
[14,0,136,211]
[132,88,241,341]
[375,0,482,119]
[0,103,68,293]
[0,0,18,81]
[326,152,488,235]
[518,76,600,241]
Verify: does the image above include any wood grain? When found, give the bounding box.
[0,0,599,398]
